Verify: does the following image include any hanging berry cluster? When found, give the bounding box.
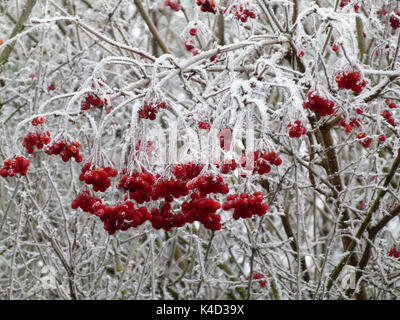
[215,159,238,174]
[181,193,222,230]
[151,178,190,202]
[385,99,397,109]
[44,140,83,163]
[339,118,361,133]
[388,247,400,261]
[356,132,372,148]
[150,203,187,231]
[198,121,211,131]
[22,131,51,154]
[79,162,118,192]
[335,71,366,93]
[287,121,307,138]
[31,116,45,126]
[196,0,216,13]
[117,169,156,203]
[240,150,282,175]
[69,156,282,234]
[225,3,256,22]
[187,172,229,197]
[81,93,103,111]
[246,272,267,288]
[222,192,268,220]
[381,110,397,127]
[184,39,195,52]
[138,101,167,120]
[0,155,30,177]
[92,200,150,235]
[303,91,335,117]
[172,162,204,181]
[71,191,101,215]
[389,12,400,30]
[164,0,180,11]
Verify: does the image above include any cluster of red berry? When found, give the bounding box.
[388,247,400,260]
[335,71,367,93]
[303,91,335,117]
[215,159,238,174]
[339,0,359,11]
[225,4,256,22]
[389,12,400,30]
[31,116,45,126]
[117,169,156,204]
[381,110,397,127]
[164,0,180,11]
[187,172,229,197]
[138,101,167,120]
[151,178,190,202]
[184,39,195,52]
[92,200,150,235]
[222,192,268,220]
[150,203,187,231]
[196,0,216,13]
[44,140,83,163]
[71,191,101,215]
[385,99,397,109]
[356,132,372,148]
[378,134,386,142]
[79,162,118,192]
[172,162,204,181]
[287,121,307,138]
[181,193,222,230]
[338,118,361,133]
[22,131,51,154]
[81,93,103,111]
[198,121,211,131]
[240,150,282,175]
[246,272,267,288]
[0,155,30,177]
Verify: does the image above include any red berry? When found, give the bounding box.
[31,116,45,126]
[189,28,197,36]
[335,71,366,93]
[223,192,268,220]
[0,155,30,177]
[303,91,335,117]
[196,0,216,14]
[378,134,386,142]
[356,132,372,148]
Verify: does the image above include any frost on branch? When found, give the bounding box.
[1,0,400,301]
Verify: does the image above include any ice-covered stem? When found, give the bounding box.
[133,0,170,55]
[292,0,298,25]
[312,114,366,298]
[325,156,400,294]
[218,12,225,46]
[281,212,311,282]
[347,195,400,297]
[259,174,311,285]
[390,31,400,70]
[315,117,354,250]
[356,17,365,61]
[260,0,305,73]
[0,0,38,70]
